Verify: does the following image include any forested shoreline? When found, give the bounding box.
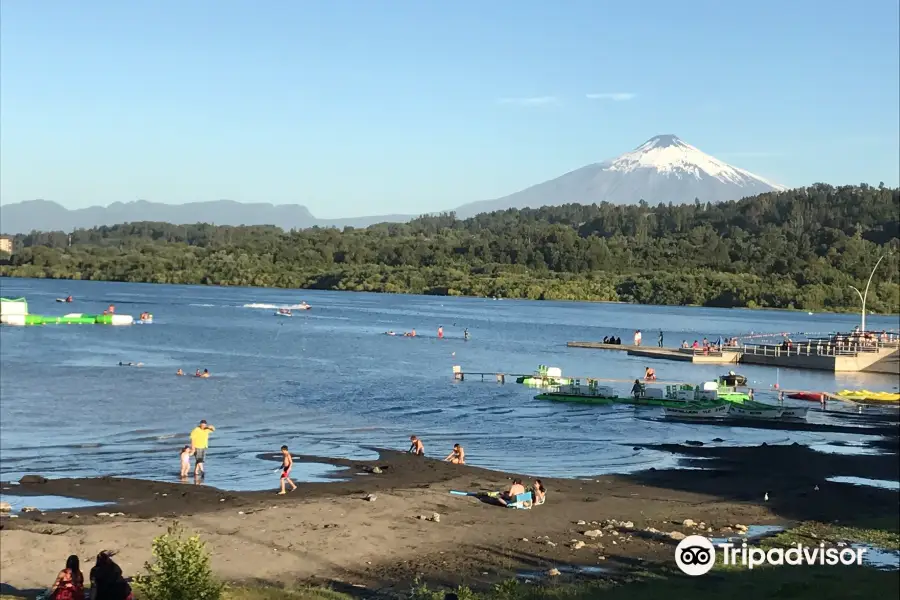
[1,184,898,313]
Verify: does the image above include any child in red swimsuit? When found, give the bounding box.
[278,445,298,495]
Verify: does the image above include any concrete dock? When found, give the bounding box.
[566,342,741,365]
[567,340,900,374]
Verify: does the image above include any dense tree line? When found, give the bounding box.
[1,183,898,312]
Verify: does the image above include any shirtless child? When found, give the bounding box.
[278,445,298,495]
[444,443,465,464]
[408,435,424,456]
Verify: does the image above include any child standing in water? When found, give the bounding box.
[278,445,298,495]
[179,445,192,478]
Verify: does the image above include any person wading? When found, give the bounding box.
[189,419,216,477]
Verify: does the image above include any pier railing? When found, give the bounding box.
[740,341,891,358]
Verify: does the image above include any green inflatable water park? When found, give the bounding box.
[0,297,135,326]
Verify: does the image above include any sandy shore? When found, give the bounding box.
[2,420,898,594]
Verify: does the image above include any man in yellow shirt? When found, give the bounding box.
[189,419,216,477]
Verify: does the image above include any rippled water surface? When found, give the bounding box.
[1,279,897,491]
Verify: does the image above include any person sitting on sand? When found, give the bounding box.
[48,555,84,600]
[278,445,298,494]
[532,479,546,506]
[631,379,645,398]
[176,368,184,376]
[89,552,132,600]
[644,367,656,381]
[497,478,526,507]
[444,443,465,464]
[408,435,424,455]
[179,445,192,479]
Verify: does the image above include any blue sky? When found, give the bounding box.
[1,0,898,218]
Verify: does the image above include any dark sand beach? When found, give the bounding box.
[2,415,898,594]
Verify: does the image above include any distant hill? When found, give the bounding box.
[0,134,786,234]
[0,199,415,235]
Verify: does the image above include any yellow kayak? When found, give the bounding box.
[836,390,900,403]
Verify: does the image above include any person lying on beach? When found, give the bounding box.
[179,445,192,478]
[532,479,546,505]
[48,555,83,600]
[444,443,465,464]
[408,435,424,455]
[89,552,132,600]
[496,479,525,507]
[278,445,298,494]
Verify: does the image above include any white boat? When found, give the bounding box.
[663,403,730,419]
[728,404,784,419]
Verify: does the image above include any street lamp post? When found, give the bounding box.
[849,255,886,333]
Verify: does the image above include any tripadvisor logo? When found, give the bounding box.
[675,535,868,575]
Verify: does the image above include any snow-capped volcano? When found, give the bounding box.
[606,134,786,189]
[454,134,787,217]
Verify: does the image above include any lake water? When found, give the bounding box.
[1,278,897,492]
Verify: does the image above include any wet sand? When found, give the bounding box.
[2,429,898,593]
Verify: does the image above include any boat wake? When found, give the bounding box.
[243,303,310,310]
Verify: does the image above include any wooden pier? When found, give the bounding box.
[451,366,690,386]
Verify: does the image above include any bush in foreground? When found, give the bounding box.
[134,521,225,600]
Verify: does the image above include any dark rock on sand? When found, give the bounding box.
[19,475,48,484]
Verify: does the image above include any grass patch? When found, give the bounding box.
[762,522,900,550]
[223,587,353,600]
[407,567,898,599]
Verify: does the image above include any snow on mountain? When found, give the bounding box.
[605,134,786,189]
[453,134,787,217]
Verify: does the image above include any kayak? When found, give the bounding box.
[55,298,73,303]
[788,391,825,402]
[836,390,900,403]
[274,311,292,317]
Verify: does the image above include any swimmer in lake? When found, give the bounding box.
[463,328,469,341]
[644,366,656,381]
[408,435,424,456]
[444,443,465,464]
[176,369,184,376]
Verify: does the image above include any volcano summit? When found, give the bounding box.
[454,135,787,217]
